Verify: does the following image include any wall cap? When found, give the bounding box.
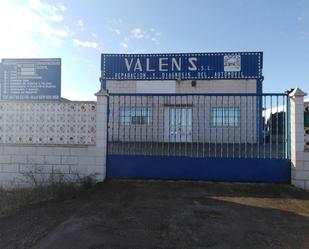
[289,88,307,97]
[95,89,109,97]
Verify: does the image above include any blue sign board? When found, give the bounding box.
[0,58,61,100]
[101,52,263,81]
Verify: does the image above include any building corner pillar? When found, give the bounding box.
[95,89,109,181]
[289,88,308,190]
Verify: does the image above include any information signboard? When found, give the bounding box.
[0,58,61,100]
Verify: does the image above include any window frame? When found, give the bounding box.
[120,107,152,125]
[210,107,240,127]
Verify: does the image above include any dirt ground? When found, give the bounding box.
[0,179,309,249]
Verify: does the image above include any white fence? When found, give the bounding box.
[0,97,108,189]
[0,90,308,190]
[0,101,96,145]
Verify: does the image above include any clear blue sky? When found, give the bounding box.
[0,0,308,100]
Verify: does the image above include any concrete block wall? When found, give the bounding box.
[289,88,309,191]
[0,90,108,189]
[291,152,309,190]
[0,101,96,145]
[0,145,105,188]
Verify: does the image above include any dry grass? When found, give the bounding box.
[0,168,97,217]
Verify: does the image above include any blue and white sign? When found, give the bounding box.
[0,58,61,100]
[101,52,262,81]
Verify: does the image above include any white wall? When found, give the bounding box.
[290,88,309,191]
[107,79,257,94]
[0,101,96,145]
[136,81,176,93]
[107,79,258,145]
[0,145,105,188]
[108,95,257,144]
[0,93,109,189]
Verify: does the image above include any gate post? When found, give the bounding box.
[289,88,308,190]
[95,89,109,181]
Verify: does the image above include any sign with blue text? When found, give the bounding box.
[101,52,263,81]
[0,58,61,100]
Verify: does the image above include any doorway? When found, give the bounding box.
[164,107,192,142]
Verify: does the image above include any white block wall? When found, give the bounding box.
[0,91,108,189]
[0,145,105,188]
[0,101,96,145]
[290,88,309,191]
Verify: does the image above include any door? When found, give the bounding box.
[164,108,192,142]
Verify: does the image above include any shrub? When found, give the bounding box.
[0,166,99,217]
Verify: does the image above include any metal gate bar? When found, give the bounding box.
[107,93,289,160]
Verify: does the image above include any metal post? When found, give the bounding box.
[100,77,107,90]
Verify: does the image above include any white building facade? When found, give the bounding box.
[104,53,263,147]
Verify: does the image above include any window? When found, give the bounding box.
[211,107,240,127]
[120,107,152,125]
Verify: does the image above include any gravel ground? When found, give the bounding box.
[0,179,309,249]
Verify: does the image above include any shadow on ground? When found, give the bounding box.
[0,179,309,249]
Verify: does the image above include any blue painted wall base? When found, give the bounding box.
[107,155,290,183]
